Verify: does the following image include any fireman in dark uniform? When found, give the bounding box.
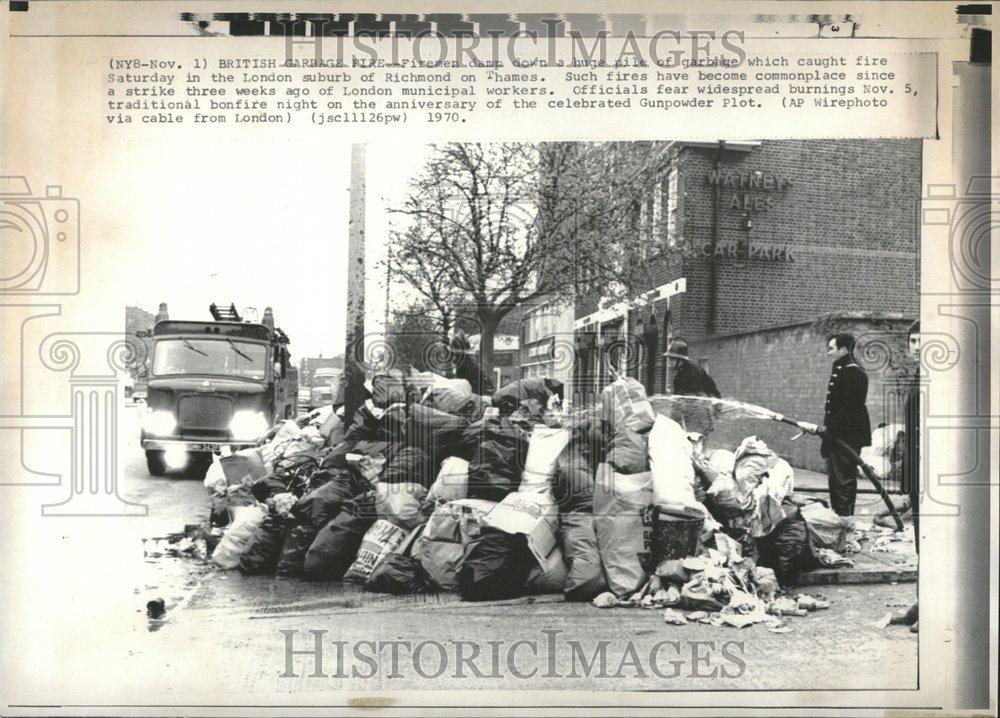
[820,333,872,516]
[663,338,721,435]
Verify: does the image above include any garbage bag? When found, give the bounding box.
[416,498,497,591]
[382,446,434,488]
[560,512,607,601]
[493,378,559,417]
[292,471,365,530]
[211,505,266,569]
[554,444,597,513]
[800,501,852,552]
[733,436,780,497]
[607,425,650,475]
[754,506,816,583]
[457,528,535,601]
[376,482,429,530]
[592,464,653,597]
[463,417,529,502]
[320,410,346,447]
[365,554,433,594]
[422,378,479,417]
[370,370,409,409]
[239,513,292,575]
[250,475,291,502]
[520,425,571,495]
[302,492,378,580]
[275,524,317,576]
[426,456,469,504]
[525,545,569,594]
[601,376,655,433]
[343,519,408,583]
[406,404,471,467]
[648,414,697,514]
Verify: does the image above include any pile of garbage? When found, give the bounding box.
[190,373,855,626]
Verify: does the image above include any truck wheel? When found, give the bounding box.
[186,453,213,480]
[145,450,167,476]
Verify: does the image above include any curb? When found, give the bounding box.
[794,566,917,587]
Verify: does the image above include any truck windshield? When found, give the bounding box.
[152,338,267,380]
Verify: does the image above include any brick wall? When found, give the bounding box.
[675,139,921,340]
[689,314,916,473]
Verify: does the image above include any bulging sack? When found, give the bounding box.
[601,376,655,433]
[592,464,653,597]
[648,415,697,513]
[239,513,292,575]
[376,482,429,530]
[211,505,266,569]
[426,456,470,504]
[560,511,607,601]
[343,519,408,583]
[520,425,571,495]
[303,492,378,580]
[416,498,496,591]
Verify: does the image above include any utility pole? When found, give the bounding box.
[343,144,366,425]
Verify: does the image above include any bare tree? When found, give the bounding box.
[389,142,677,375]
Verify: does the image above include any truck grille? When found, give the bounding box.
[178,395,233,430]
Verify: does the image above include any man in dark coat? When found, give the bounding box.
[820,333,872,516]
[449,330,496,396]
[664,338,720,435]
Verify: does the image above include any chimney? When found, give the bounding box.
[262,307,274,332]
[155,302,169,323]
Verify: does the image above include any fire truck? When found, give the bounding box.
[140,302,297,476]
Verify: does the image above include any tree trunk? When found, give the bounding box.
[477,313,500,382]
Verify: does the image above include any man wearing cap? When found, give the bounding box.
[664,338,720,435]
[819,332,872,516]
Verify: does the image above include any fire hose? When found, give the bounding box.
[770,414,904,532]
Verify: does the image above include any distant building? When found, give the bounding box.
[299,355,344,387]
[468,333,520,388]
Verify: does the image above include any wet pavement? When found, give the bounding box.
[0,405,917,707]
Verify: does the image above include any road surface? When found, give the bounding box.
[57,405,920,698]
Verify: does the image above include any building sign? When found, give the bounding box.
[703,168,796,261]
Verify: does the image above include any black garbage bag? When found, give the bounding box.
[240,514,293,575]
[343,403,382,444]
[560,512,607,601]
[463,417,529,502]
[493,378,561,417]
[606,426,650,475]
[292,470,366,530]
[275,524,316,576]
[755,506,817,584]
[365,554,433,594]
[457,528,535,601]
[407,404,471,466]
[250,475,292,502]
[554,444,597,513]
[302,491,379,581]
[382,446,434,487]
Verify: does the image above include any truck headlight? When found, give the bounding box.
[141,410,176,436]
[229,411,269,441]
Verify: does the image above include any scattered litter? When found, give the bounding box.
[146,598,166,619]
[663,608,687,625]
[592,592,619,609]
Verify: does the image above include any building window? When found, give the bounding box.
[664,166,679,247]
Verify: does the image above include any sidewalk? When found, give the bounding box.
[789,468,917,587]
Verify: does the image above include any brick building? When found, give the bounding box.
[567,139,921,471]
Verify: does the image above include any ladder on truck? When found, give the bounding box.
[209,302,242,322]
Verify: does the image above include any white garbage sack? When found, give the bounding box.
[426,456,470,504]
[211,505,266,569]
[203,455,227,495]
[601,376,656,433]
[416,498,497,591]
[648,414,697,514]
[519,425,571,495]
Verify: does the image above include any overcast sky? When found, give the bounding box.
[126,141,432,364]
